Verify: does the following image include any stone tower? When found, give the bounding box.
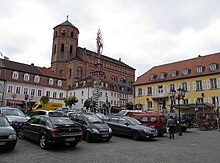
[50,16,79,79]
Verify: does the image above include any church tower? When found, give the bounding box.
[50,16,79,79]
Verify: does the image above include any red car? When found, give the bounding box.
[133,113,167,136]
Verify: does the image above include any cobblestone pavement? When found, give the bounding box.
[0,128,219,163]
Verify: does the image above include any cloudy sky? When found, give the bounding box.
[1,0,220,78]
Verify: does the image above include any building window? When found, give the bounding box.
[71,32,74,37]
[37,89,42,96]
[209,64,218,71]
[158,86,164,94]
[197,98,204,103]
[59,93,64,99]
[46,91,50,97]
[7,85,14,93]
[57,80,62,87]
[147,87,152,95]
[137,88,143,96]
[196,80,203,91]
[210,78,217,89]
[76,67,82,78]
[49,78,54,85]
[30,88,35,96]
[34,75,40,83]
[150,74,157,80]
[61,43,64,53]
[160,72,166,79]
[16,86,22,94]
[12,71,19,80]
[53,45,56,54]
[183,68,190,75]
[23,87,29,95]
[171,70,178,77]
[81,91,84,96]
[148,101,153,109]
[183,99,189,104]
[24,73,30,81]
[70,45,73,54]
[196,66,204,73]
[53,92,57,98]
[182,82,187,91]
[81,99,84,105]
[169,84,175,93]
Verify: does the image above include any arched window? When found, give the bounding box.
[76,67,83,78]
[70,45,73,53]
[23,73,30,81]
[12,71,19,80]
[49,78,54,85]
[71,32,74,37]
[57,80,62,87]
[61,43,64,53]
[34,75,40,83]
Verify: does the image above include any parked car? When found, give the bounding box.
[102,115,157,140]
[117,110,144,117]
[26,110,63,118]
[133,113,167,136]
[0,114,17,150]
[0,107,28,133]
[66,112,112,142]
[54,107,70,113]
[18,115,83,149]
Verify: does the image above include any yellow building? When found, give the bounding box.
[133,53,220,116]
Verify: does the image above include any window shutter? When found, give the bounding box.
[193,81,196,91]
[163,85,165,93]
[188,99,192,104]
[175,84,178,90]
[178,83,181,89]
[142,88,144,96]
[204,97,207,102]
[217,78,220,88]
[145,87,148,95]
[207,79,210,90]
[135,88,138,97]
[152,86,154,95]
[152,101,154,109]
[155,86,158,94]
[187,82,190,91]
[208,97,212,104]
[194,98,197,103]
[167,85,170,93]
[202,80,206,90]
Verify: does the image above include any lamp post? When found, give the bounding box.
[177,88,186,136]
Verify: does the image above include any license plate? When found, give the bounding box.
[102,134,109,137]
[0,142,6,145]
[66,138,75,141]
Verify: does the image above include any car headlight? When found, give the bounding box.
[109,128,112,133]
[92,128,100,134]
[143,129,150,133]
[9,134,17,140]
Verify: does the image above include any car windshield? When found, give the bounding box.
[84,114,103,123]
[126,117,141,125]
[2,109,25,117]
[0,116,10,126]
[50,117,73,125]
[118,110,127,115]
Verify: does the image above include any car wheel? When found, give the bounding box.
[69,141,78,147]
[132,131,140,141]
[17,128,25,139]
[85,132,92,143]
[39,134,49,149]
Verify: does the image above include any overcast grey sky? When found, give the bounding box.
[1,0,220,78]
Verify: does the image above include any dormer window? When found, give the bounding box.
[49,78,54,85]
[57,80,62,87]
[150,74,157,81]
[160,72,166,79]
[24,73,30,81]
[171,70,178,77]
[12,71,19,80]
[34,75,40,83]
[183,68,190,76]
[209,64,218,71]
[196,66,204,73]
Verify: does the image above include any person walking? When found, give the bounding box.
[167,115,176,139]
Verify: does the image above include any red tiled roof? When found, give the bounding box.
[134,52,220,86]
[38,67,65,79]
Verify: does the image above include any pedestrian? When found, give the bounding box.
[167,115,176,139]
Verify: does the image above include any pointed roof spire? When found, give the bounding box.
[67,15,69,21]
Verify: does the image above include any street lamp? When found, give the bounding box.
[177,87,186,136]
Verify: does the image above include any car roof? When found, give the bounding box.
[134,113,164,116]
[0,106,20,110]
